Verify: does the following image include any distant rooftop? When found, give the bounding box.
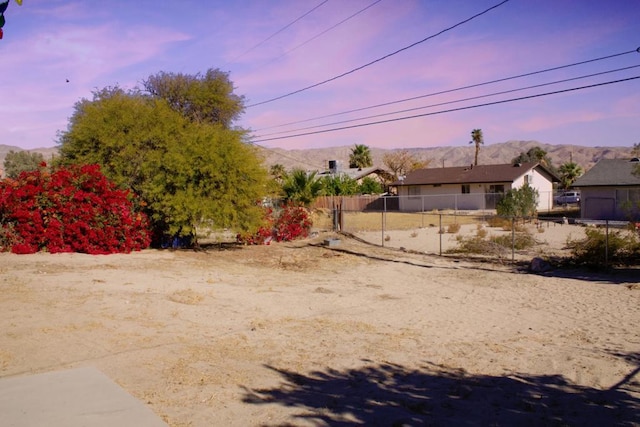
[394,162,557,186]
[573,158,640,187]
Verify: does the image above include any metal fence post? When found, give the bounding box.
[605,219,609,267]
[439,214,442,256]
[511,217,515,263]
[382,196,386,247]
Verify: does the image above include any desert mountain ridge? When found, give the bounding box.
[255,140,634,172]
[1,141,635,176]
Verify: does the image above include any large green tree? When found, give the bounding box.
[57,83,267,242]
[470,129,484,166]
[3,150,44,178]
[349,144,373,169]
[143,69,244,128]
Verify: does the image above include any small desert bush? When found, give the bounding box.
[566,228,640,267]
[491,232,536,250]
[487,216,510,229]
[410,231,418,238]
[449,229,535,258]
[447,223,461,233]
[476,226,488,239]
[384,234,391,242]
[447,236,508,259]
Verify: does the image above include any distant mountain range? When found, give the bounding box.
[1,141,634,177]
[255,140,634,173]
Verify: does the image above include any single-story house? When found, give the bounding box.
[393,162,558,212]
[571,158,640,221]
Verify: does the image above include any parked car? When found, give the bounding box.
[554,191,580,205]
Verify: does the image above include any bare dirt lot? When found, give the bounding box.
[1,234,639,426]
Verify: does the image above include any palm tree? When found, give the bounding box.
[469,129,483,166]
[558,161,583,189]
[282,169,323,207]
[269,163,287,185]
[349,144,373,169]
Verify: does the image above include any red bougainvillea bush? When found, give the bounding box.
[237,204,312,245]
[0,163,151,254]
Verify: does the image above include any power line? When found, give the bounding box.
[254,65,640,138]
[249,75,640,143]
[262,0,384,66]
[256,48,639,132]
[226,0,329,65]
[246,0,511,108]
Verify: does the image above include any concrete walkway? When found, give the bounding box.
[0,367,167,426]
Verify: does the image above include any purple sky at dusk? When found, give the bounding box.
[2,0,639,151]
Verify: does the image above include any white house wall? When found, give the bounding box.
[397,167,555,212]
[398,183,508,211]
[512,169,554,211]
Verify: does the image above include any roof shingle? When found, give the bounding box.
[395,162,555,186]
[573,159,640,187]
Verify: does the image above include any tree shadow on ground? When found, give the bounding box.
[525,263,640,285]
[243,359,639,426]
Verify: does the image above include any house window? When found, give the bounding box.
[408,186,421,199]
[461,184,470,194]
[489,185,505,193]
[524,174,530,184]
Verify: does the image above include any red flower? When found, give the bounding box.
[0,164,151,254]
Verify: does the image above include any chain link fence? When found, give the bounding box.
[310,195,639,267]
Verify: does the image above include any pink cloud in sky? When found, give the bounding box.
[2,10,191,148]
[2,0,638,151]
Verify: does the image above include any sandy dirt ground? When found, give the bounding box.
[1,232,639,426]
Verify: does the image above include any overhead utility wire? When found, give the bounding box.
[254,65,640,138]
[249,75,640,143]
[227,0,329,65]
[246,0,511,108]
[263,0,384,66]
[256,48,639,131]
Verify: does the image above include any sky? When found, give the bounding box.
[1,0,639,152]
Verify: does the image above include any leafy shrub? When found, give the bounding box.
[496,184,538,220]
[0,164,151,254]
[237,204,312,245]
[358,176,384,195]
[487,216,510,228]
[566,228,640,267]
[449,229,535,258]
[447,236,508,258]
